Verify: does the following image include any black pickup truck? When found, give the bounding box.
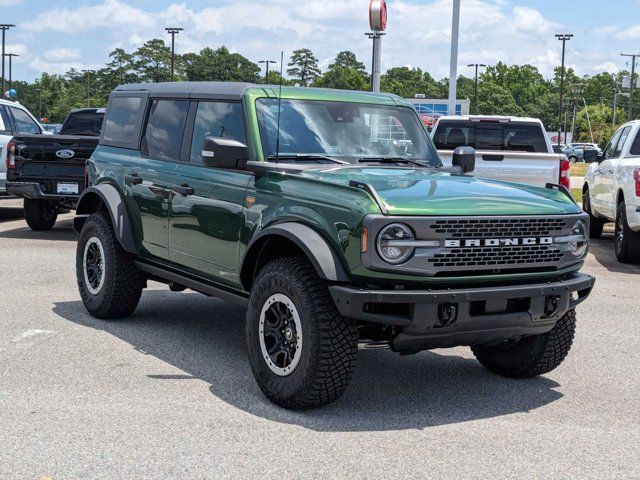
[6,108,104,230]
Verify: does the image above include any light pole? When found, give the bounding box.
[81,70,92,107]
[467,63,486,115]
[5,53,18,91]
[447,0,461,115]
[259,60,277,84]
[555,34,573,147]
[0,24,15,96]
[621,53,639,120]
[366,0,387,93]
[165,27,183,82]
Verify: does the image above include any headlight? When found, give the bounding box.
[376,223,415,264]
[569,220,588,257]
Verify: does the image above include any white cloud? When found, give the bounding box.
[616,24,640,40]
[44,48,81,62]
[592,62,619,73]
[512,6,560,35]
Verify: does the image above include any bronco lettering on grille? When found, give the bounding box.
[444,237,554,248]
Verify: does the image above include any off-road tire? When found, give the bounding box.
[615,201,640,263]
[23,198,58,231]
[245,257,358,409]
[582,187,604,239]
[76,212,144,319]
[471,309,576,378]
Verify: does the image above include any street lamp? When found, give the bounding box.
[0,24,15,96]
[4,53,18,91]
[165,27,183,82]
[259,60,277,84]
[81,69,92,108]
[621,53,640,120]
[467,63,487,115]
[555,33,573,147]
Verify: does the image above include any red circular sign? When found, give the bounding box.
[369,0,387,31]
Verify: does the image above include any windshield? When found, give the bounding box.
[255,99,441,166]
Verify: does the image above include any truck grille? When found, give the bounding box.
[430,245,564,268]
[430,218,567,239]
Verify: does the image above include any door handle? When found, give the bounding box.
[124,173,142,185]
[482,154,504,161]
[173,183,194,196]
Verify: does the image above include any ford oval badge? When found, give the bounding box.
[56,149,75,159]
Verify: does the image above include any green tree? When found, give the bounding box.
[287,49,321,87]
[381,67,445,98]
[476,82,524,117]
[133,39,172,83]
[182,47,260,82]
[313,66,368,90]
[330,51,366,75]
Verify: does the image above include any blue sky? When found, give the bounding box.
[4,0,640,82]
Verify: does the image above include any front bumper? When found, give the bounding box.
[6,181,80,204]
[330,273,595,351]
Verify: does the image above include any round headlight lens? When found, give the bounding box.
[570,220,588,257]
[376,223,415,264]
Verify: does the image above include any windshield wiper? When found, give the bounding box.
[268,153,348,165]
[358,157,433,167]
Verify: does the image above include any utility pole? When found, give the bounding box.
[467,63,486,115]
[571,88,581,143]
[165,27,183,82]
[621,53,639,120]
[0,24,15,97]
[259,60,277,84]
[555,34,573,147]
[36,88,42,120]
[447,0,461,115]
[5,53,18,91]
[81,70,92,107]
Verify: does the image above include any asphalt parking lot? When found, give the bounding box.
[1,198,639,479]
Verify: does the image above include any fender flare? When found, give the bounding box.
[74,184,138,254]
[241,222,350,288]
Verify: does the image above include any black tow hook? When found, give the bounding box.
[544,295,561,318]
[437,303,458,327]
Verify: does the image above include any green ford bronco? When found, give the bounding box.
[74,82,594,409]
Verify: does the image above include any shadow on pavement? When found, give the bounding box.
[587,234,640,275]
[0,219,76,241]
[53,289,563,432]
[0,207,23,223]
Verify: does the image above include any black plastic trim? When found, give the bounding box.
[348,180,389,214]
[6,181,80,203]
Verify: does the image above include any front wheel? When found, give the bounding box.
[471,310,576,378]
[614,201,640,264]
[76,212,144,319]
[23,198,58,231]
[245,258,358,409]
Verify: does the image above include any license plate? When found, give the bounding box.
[57,182,79,195]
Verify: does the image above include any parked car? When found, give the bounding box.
[6,108,104,229]
[563,144,599,163]
[583,120,640,263]
[42,123,63,135]
[431,115,570,188]
[0,99,44,196]
[74,82,594,409]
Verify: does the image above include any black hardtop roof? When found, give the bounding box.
[68,107,106,114]
[114,82,256,99]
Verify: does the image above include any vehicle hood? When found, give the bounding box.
[300,166,581,216]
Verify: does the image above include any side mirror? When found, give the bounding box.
[452,146,475,174]
[583,149,598,163]
[202,136,248,169]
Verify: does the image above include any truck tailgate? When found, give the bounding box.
[438,150,561,187]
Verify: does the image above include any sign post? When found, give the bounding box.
[366,0,387,93]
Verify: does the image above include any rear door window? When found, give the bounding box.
[103,96,143,145]
[433,121,548,152]
[613,126,632,158]
[630,129,640,156]
[143,99,189,161]
[10,107,40,134]
[0,105,12,134]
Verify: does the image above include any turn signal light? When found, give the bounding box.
[6,141,15,170]
[559,159,570,189]
[361,226,368,254]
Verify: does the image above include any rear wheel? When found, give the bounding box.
[23,198,58,231]
[245,257,358,409]
[614,201,640,264]
[472,310,576,378]
[568,155,578,163]
[582,187,604,239]
[76,212,144,319]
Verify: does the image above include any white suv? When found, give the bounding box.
[583,120,640,263]
[0,99,44,195]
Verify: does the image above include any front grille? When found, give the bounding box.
[430,245,563,268]
[430,218,567,239]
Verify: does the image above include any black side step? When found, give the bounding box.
[135,261,249,307]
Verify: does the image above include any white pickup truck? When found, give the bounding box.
[431,116,575,189]
[583,120,640,263]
